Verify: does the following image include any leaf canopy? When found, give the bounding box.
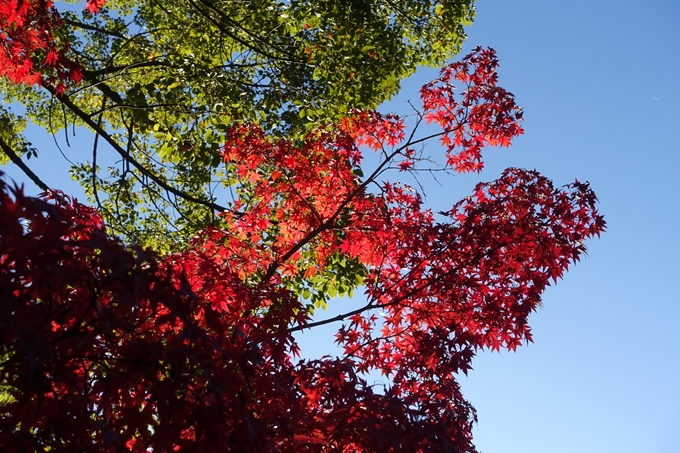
[0,26,607,449]
[1,0,476,251]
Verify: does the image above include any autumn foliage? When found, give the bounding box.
[1,3,605,451]
[0,0,86,92]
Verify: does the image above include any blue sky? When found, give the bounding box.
[2,0,679,452]
[422,1,679,451]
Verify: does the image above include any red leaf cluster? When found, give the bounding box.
[85,0,107,15]
[0,175,479,451]
[0,46,605,452]
[0,0,91,91]
[420,46,525,172]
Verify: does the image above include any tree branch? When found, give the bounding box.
[62,18,127,39]
[186,0,304,65]
[291,225,544,334]
[82,60,174,78]
[42,83,238,216]
[0,137,50,192]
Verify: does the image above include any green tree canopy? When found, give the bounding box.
[1,0,475,251]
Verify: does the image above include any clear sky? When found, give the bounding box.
[2,1,679,452]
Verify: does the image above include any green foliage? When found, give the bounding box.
[0,349,17,408]
[2,0,475,252]
[0,106,38,165]
[287,252,367,313]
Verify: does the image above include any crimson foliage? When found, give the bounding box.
[0,175,480,451]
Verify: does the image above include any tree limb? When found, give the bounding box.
[42,83,237,216]
[62,18,127,39]
[0,137,50,192]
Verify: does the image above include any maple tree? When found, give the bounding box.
[1,26,605,450]
[1,0,477,251]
